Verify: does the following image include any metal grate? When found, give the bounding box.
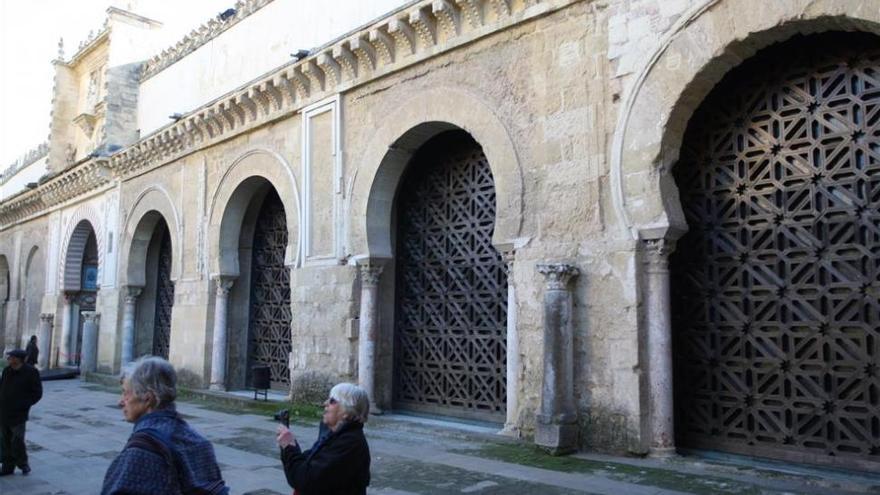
[394,132,508,422]
[152,228,174,359]
[671,34,880,469]
[247,190,292,389]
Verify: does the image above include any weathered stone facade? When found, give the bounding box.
[1,0,878,470]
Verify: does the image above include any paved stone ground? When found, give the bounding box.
[1,379,878,494]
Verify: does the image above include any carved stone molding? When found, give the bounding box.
[40,313,55,324]
[537,263,579,291]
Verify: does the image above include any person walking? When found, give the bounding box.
[0,348,43,476]
[276,382,371,495]
[101,356,229,495]
[24,336,38,367]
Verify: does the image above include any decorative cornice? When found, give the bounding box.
[1,142,48,185]
[141,0,275,82]
[0,0,574,230]
[112,0,570,179]
[0,158,112,228]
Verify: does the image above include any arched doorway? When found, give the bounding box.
[393,129,508,422]
[22,247,44,348]
[72,227,98,366]
[216,177,293,391]
[671,33,880,468]
[131,216,175,359]
[246,188,291,389]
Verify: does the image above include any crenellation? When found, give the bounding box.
[141,0,275,81]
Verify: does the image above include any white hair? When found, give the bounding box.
[120,356,177,410]
[330,382,370,423]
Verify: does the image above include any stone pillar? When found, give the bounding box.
[500,250,519,436]
[80,311,100,375]
[643,238,676,457]
[535,263,579,454]
[210,276,235,391]
[357,260,383,413]
[0,300,6,353]
[59,292,75,366]
[120,286,142,365]
[38,313,54,370]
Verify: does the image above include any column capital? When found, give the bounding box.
[357,262,384,287]
[212,275,236,295]
[40,313,54,323]
[82,311,100,322]
[124,286,143,303]
[537,263,579,290]
[642,238,675,272]
[63,291,76,303]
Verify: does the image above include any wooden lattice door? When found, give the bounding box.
[247,190,292,389]
[152,228,174,359]
[671,33,880,469]
[394,131,508,422]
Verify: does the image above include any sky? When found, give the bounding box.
[0,0,232,167]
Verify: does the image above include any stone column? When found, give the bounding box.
[80,311,100,375]
[0,300,6,353]
[357,260,383,413]
[120,286,142,365]
[59,292,75,366]
[38,313,54,370]
[210,276,235,391]
[643,238,676,457]
[535,263,579,454]
[500,250,519,436]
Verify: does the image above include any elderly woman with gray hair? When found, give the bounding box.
[276,382,371,495]
[101,356,228,495]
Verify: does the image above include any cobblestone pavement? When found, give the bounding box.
[1,379,878,494]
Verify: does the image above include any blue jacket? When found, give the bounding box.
[101,409,228,495]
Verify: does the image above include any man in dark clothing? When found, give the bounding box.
[25,336,38,366]
[0,348,43,476]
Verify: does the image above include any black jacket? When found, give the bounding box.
[280,421,370,495]
[0,363,43,425]
[25,341,39,366]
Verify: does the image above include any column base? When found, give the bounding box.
[498,424,521,438]
[209,383,226,392]
[648,446,677,458]
[535,422,579,455]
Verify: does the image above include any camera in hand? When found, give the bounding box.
[274,409,290,428]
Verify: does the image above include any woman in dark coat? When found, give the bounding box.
[24,336,38,366]
[276,383,370,495]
